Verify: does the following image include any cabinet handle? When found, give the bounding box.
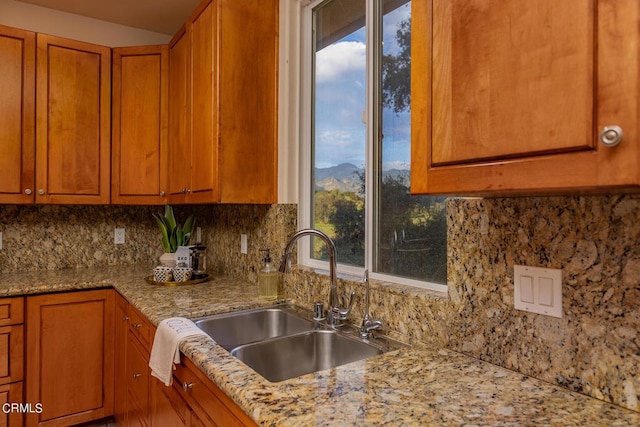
[24,188,32,195]
[160,191,166,196]
[600,125,623,147]
[132,373,141,379]
[122,316,129,321]
[132,323,142,329]
[38,189,45,195]
[182,382,194,392]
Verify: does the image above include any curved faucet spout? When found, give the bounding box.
[279,228,353,326]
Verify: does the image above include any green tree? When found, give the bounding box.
[382,17,411,114]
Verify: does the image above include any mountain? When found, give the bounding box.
[314,163,411,193]
[315,163,362,193]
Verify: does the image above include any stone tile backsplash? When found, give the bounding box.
[1,196,638,412]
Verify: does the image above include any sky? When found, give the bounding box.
[314,2,411,171]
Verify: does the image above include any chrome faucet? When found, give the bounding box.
[359,270,383,338]
[278,228,355,327]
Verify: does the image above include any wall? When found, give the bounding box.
[286,195,640,413]
[0,204,295,280]
[1,196,638,413]
[0,0,170,46]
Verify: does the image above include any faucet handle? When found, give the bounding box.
[333,291,355,319]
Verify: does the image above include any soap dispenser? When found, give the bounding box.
[258,249,279,300]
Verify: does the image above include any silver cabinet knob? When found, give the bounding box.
[132,373,141,379]
[600,125,623,147]
[182,382,194,392]
[38,189,45,195]
[159,191,166,196]
[24,188,32,195]
[132,323,142,329]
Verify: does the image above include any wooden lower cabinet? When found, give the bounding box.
[1,382,25,427]
[172,358,256,427]
[25,290,114,427]
[115,293,256,427]
[0,297,25,427]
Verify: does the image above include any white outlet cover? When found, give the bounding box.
[514,265,562,318]
[241,234,248,254]
[114,228,125,244]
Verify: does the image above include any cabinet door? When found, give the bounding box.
[127,333,151,427]
[114,293,129,426]
[189,0,219,204]
[25,290,114,427]
[168,27,192,204]
[35,34,111,204]
[0,25,35,204]
[150,378,188,427]
[112,45,169,205]
[411,0,640,195]
[217,0,278,204]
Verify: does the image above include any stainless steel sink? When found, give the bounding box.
[194,305,314,350]
[231,330,383,382]
[194,303,406,382]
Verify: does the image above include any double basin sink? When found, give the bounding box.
[194,303,405,382]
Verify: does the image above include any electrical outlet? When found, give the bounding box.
[241,234,248,254]
[114,228,125,244]
[196,227,202,243]
[0,232,3,250]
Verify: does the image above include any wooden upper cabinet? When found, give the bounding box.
[411,0,640,195]
[168,0,278,204]
[169,26,194,204]
[35,34,111,204]
[112,45,169,204]
[0,25,35,204]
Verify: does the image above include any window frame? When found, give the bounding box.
[298,0,447,292]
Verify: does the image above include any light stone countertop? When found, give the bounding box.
[2,266,639,426]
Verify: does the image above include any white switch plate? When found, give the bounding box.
[514,265,562,318]
[240,234,248,254]
[114,228,125,244]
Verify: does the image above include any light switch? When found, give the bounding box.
[514,265,562,318]
[538,277,554,306]
[520,275,534,303]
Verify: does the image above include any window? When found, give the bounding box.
[300,0,446,291]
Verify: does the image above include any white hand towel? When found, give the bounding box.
[149,317,207,386]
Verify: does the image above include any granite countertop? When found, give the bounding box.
[2,267,639,426]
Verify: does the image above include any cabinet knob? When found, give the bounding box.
[122,316,129,321]
[182,382,194,392]
[132,373,141,379]
[24,188,32,195]
[38,189,45,195]
[132,323,142,329]
[160,191,166,196]
[600,125,623,147]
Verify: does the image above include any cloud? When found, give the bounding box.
[316,41,366,83]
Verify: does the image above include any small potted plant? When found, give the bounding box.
[153,205,195,266]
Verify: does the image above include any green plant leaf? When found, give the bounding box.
[169,227,178,253]
[176,225,184,249]
[164,205,177,231]
[183,214,195,238]
[153,213,171,253]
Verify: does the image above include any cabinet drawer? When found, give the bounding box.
[0,381,24,427]
[0,297,24,327]
[129,306,152,350]
[0,325,24,385]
